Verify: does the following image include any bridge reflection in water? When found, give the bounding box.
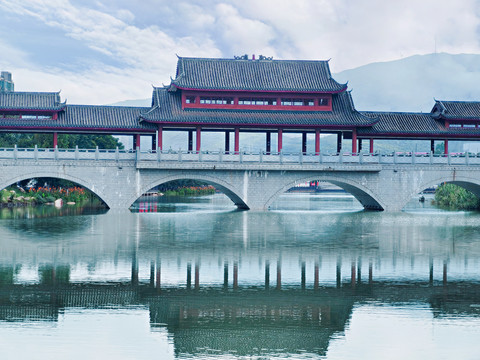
[0,209,480,358]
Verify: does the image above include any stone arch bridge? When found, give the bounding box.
[1,147,480,212]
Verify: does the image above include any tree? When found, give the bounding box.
[0,133,124,149]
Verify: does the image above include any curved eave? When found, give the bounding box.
[170,81,348,94]
[0,124,156,133]
[137,117,365,130]
[0,105,66,112]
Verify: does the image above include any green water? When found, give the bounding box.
[0,193,479,359]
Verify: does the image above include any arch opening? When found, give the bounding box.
[403,179,480,212]
[0,176,109,212]
[267,177,385,212]
[129,176,247,213]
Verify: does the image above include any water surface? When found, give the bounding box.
[0,193,480,359]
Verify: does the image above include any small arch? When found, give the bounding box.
[126,173,249,210]
[402,175,480,211]
[265,175,385,211]
[0,172,111,208]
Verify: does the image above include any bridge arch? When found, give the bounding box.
[0,171,111,208]
[400,174,480,211]
[127,173,249,210]
[264,175,386,211]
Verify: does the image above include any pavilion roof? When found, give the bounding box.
[0,91,66,111]
[0,104,155,132]
[140,87,376,128]
[359,111,480,138]
[171,57,347,93]
[432,100,480,120]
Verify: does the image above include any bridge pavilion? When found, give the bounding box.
[1,55,480,154]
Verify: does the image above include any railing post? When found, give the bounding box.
[260,151,263,163]
[411,150,415,165]
[95,146,99,161]
[239,151,243,163]
[14,144,17,160]
[199,150,203,162]
[359,153,363,164]
[393,151,397,164]
[75,145,79,161]
[54,145,58,161]
[34,145,38,161]
[299,151,303,164]
[157,148,161,162]
[136,146,140,162]
[429,151,433,165]
[339,152,343,164]
[219,149,223,163]
[280,150,283,164]
[115,146,119,162]
[178,148,182,162]
[466,151,469,165]
[448,152,451,165]
[319,152,323,164]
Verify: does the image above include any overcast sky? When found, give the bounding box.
[1,0,479,104]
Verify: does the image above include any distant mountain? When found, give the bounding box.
[334,53,480,112]
[109,98,150,107]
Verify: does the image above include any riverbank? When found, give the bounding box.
[0,186,96,207]
[161,185,216,197]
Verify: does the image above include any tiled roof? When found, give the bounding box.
[432,100,480,120]
[0,92,65,111]
[171,57,347,93]
[0,105,156,131]
[141,88,376,128]
[359,111,480,137]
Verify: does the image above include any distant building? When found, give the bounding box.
[0,71,14,92]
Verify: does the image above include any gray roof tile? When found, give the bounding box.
[172,57,347,93]
[0,92,65,111]
[432,100,480,120]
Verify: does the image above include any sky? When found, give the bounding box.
[1,0,480,104]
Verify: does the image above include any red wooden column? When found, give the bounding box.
[444,139,449,154]
[234,128,240,154]
[276,261,281,290]
[196,127,202,153]
[369,138,374,154]
[315,129,320,155]
[53,132,58,148]
[351,130,357,154]
[157,126,163,151]
[135,134,141,150]
[277,129,283,153]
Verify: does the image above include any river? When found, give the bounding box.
[0,193,479,359]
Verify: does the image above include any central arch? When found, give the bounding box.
[128,173,249,210]
[265,175,386,211]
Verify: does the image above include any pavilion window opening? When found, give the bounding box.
[185,96,196,104]
[238,98,277,106]
[199,96,234,105]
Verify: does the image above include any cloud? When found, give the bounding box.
[0,0,480,103]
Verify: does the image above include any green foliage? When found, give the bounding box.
[0,133,124,149]
[434,183,480,210]
[163,185,216,196]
